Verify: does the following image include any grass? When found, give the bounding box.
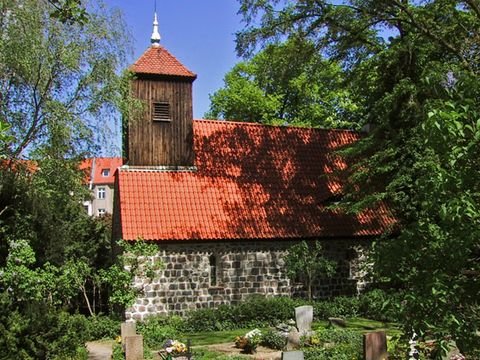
[177,327,270,346]
[191,348,249,360]
[177,318,400,347]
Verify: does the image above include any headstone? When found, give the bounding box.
[328,317,347,328]
[125,335,144,360]
[295,305,313,335]
[363,331,388,360]
[121,321,137,343]
[286,329,301,351]
[282,350,304,360]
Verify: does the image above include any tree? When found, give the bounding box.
[236,0,480,355]
[206,36,359,128]
[47,0,88,24]
[0,0,130,159]
[284,240,336,301]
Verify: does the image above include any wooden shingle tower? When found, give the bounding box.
[125,12,197,167]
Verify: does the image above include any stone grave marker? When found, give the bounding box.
[125,335,144,360]
[286,329,301,351]
[363,331,388,360]
[282,350,305,360]
[121,321,137,344]
[295,305,313,335]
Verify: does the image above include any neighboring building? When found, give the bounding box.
[82,157,122,216]
[113,14,394,320]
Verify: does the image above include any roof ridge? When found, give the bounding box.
[131,45,196,78]
[193,119,359,134]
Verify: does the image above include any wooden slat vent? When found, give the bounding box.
[152,102,171,122]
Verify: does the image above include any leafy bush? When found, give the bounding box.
[302,328,362,360]
[261,329,286,350]
[112,343,124,360]
[313,296,360,319]
[181,296,302,332]
[87,315,121,340]
[358,288,401,322]
[137,315,182,348]
[0,300,92,360]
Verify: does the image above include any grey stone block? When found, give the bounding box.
[282,351,304,360]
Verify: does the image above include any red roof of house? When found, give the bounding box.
[130,45,196,79]
[80,157,123,185]
[116,120,394,241]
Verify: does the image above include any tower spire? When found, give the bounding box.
[151,1,161,46]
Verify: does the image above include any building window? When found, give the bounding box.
[101,168,110,177]
[97,187,106,199]
[152,102,171,122]
[97,208,106,216]
[209,254,217,286]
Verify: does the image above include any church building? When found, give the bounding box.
[113,13,393,320]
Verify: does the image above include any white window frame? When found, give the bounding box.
[101,168,110,177]
[97,208,106,216]
[97,187,106,199]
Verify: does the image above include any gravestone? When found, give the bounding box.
[363,331,388,360]
[125,335,144,360]
[282,350,304,360]
[286,329,301,351]
[121,321,137,343]
[295,305,313,335]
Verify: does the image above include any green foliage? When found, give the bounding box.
[47,0,88,24]
[302,328,362,360]
[87,315,121,340]
[137,316,182,348]
[111,342,124,360]
[101,239,164,309]
[236,0,480,354]
[284,241,336,301]
[358,289,401,323]
[206,36,359,128]
[260,329,286,350]
[313,296,360,319]
[180,296,302,332]
[0,296,91,360]
[0,0,131,159]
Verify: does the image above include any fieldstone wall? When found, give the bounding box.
[125,239,371,320]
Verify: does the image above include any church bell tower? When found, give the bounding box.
[124,12,197,167]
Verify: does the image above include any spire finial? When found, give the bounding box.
[151,1,161,46]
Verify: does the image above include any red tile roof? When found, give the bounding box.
[91,157,123,185]
[80,157,123,185]
[130,45,196,79]
[116,120,395,241]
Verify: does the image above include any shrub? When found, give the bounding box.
[87,315,121,340]
[137,315,182,348]
[261,329,286,350]
[181,297,302,332]
[313,296,360,319]
[358,288,401,322]
[302,328,362,360]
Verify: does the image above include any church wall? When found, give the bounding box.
[125,238,371,320]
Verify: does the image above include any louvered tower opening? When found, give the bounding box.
[152,102,171,122]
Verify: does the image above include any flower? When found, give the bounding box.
[235,329,262,354]
[159,339,188,360]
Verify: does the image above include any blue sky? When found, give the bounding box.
[103,0,243,118]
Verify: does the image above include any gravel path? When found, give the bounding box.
[86,340,113,360]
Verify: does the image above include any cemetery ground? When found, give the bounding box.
[88,317,400,359]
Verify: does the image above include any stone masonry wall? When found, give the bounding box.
[125,239,371,321]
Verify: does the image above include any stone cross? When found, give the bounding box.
[295,305,313,335]
[363,331,388,360]
[125,335,144,360]
[282,350,305,360]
